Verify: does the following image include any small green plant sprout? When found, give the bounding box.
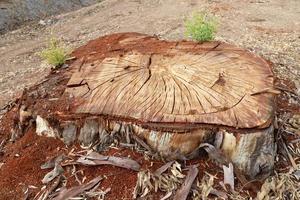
[185,12,217,42]
[39,37,69,68]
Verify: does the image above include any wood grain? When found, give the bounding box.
[66,33,276,129]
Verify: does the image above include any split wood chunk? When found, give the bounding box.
[61,32,277,178]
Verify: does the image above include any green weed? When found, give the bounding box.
[39,37,68,68]
[185,12,217,42]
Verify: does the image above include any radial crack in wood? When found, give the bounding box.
[66,33,275,130]
[33,32,277,180]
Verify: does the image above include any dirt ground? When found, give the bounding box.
[0,0,299,110]
[0,0,299,199]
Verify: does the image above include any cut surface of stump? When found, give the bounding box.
[67,33,275,129]
[32,32,277,179]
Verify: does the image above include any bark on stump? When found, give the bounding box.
[40,33,278,179]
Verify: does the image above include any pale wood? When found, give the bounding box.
[220,125,275,179]
[34,114,275,178]
[66,33,275,129]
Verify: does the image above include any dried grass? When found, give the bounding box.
[257,167,300,200]
[133,162,185,199]
[192,173,215,199]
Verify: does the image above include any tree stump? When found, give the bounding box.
[40,33,278,179]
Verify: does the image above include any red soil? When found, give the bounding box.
[0,128,65,199]
[0,32,298,200]
[0,125,222,200]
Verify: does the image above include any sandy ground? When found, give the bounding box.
[0,0,299,110]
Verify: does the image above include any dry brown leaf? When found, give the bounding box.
[192,173,215,200]
[160,191,172,200]
[199,143,228,165]
[42,164,64,184]
[41,154,66,169]
[154,161,175,176]
[133,171,153,199]
[77,151,140,171]
[210,188,228,199]
[256,177,275,200]
[53,176,102,200]
[133,162,185,199]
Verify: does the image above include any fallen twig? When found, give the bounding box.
[174,165,198,200]
[41,154,66,169]
[210,188,228,199]
[160,191,172,200]
[41,175,63,200]
[77,151,141,171]
[53,176,102,200]
[42,164,64,184]
[154,161,175,176]
[131,134,153,152]
[281,139,297,169]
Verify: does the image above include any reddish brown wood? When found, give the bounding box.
[66,33,276,129]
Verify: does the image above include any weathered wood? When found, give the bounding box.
[33,33,278,179]
[61,122,77,146]
[220,125,275,179]
[34,115,276,178]
[66,33,275,129]
[133,124,213,159]
[78,119,99,147]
